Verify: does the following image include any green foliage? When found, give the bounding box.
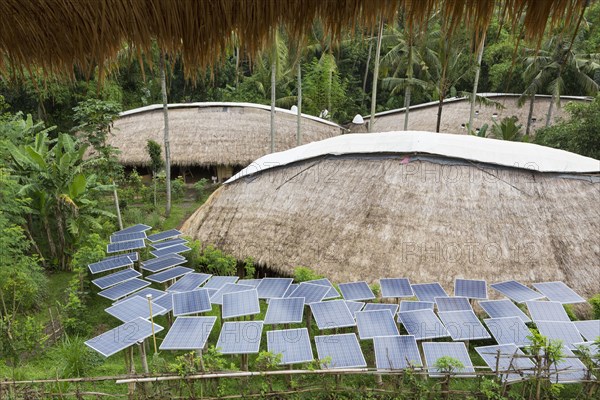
[193,178,210,200]
[198,245,237,276]
[171,176,186,200]
[433,356,464,374]
[202,346,237,372]
[54,335,103,377]
[293,266,323,282]
[480,378,505,400]
[370,283,380,297]
[146,139,164,175]
[255,351,282,371]
[303,54,349,121]
[589,294,600,319]
[244,257,256,278]
[0,315,46,367]
[170,352,202,377]
[491,116,528,142]
[563,304,577,321]
[185,238,203,269]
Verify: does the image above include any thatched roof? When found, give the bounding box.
[0,1,588,80]
[108,102,343,167]
[182,132,600,298]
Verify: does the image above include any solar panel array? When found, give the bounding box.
[483,317,532,347]
[115,287,166,304]
[106,239,146,254]
[153,293,173,313]
[110,231,147,243]
[397,309,450,340]
[423,342,475,377]
[85,317,164,357]
[306,278,339,299]
[573,320,600,342]
[315,333,366,369]
[150,238,188,250]
[256,278,293,299]
[105,251,139,262]
[356,310,399,339]
[150,244,191,258]
[160,317,217,350]
[344,301,366,317]
[526,301,570,322]
[98,278,150,301]
[147,229,182,242]
[434,297,472,312]
[475,344,534,382]
[104,296,166,322]
[141,254,185,267]
[92,268,140,289]
[210,283,254,305]
[237,279,263,288]
[338,281,375,301]
[362,303,398,314]
[264,297,305,324]
[310,300,356,329]
[478,299,531,323]
[216,321,264,354]
[88,255,134,274]
[532,281,586,304]
[438,310,491,341]
[172,289,212,316]
[373,335,422,370]
[140,256,186,273]
[115,224,152,234]
[167,273,212,292]
[535,321,584,350]
[400,301,435,312]
[549,347,587,383]
[282,284,299,298]
[454,279,487,299]
[204,276,240,291]
[380,278,413,298]
[411,283,448,302]
[146,266,193,283]
[267,328,314,365]
[222,289,261,319]
[288,282,330,304]
[490,280,544,303]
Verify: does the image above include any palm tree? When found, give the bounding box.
[159,51,171,217]
[368,18,384,133]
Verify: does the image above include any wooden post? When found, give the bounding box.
[139,341,150,374]
[146,294,158,354]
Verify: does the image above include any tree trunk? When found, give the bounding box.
[112,181,123,230]
[545,95,555,127]
[43,215,56,264]
[159,52,171,218]
[468,31,486,133]
[369,18,384,133]
[297,62,302,146]
[362,27,374,107]
[235,47,240,89]
[327,49,333,112]
[270,39,277,153]
[436,96,444,133]
[403,39,413,131]
[525,94,535,136]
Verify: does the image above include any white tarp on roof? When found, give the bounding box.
[227,131,600,183]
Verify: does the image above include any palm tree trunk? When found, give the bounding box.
[468,31,486,133]
[235,47,240,89]
[112,181,123,230]
[159,52,171,217]
[403,39,413,131]
[546,95,555,127]
[369,18,384,133]
[525,94,535,136]
[297,62,302,146]
[362,28,374,107]
[270,57,276,153]
[43,215,57,263]
[436,96,444,133]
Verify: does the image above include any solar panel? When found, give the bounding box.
[526,301,570,322]
[373,335,422,370]
[536,321,583,350]
[160,316,217,350]
[380,278,414,298]
[306,278,339,299]
[104,296,167,322]
[167,273,212,292]
[573,342,599,362]
[153,293,173,313]
[532,282,586,304]
[141,253,185,267]
[150,238,188,250]
[105,251,139,262]
[475,344,535,382]
[172,289,212,316]
[478,299,531,323]
[356,310,399,339]
[114,288,167,304]
[237,279,262,288]
[216,321,264,354]
[548,347,587,383]
[256,278,294,299]
[88,255,134,274]
[310,300,357,329]
[115,224,152,234]
[92,268,140,289]
[338,281,375,301]
[282,284,299,298]
[438,310,491,341]
[573,320,600,342]
[267,328,314,365]
[288,283,330,304]
[397,309,450,340]
[98,278,150,301]
[107,239,146,254]
[150,244,191,258]
[490,280,544,303]
[264,297,305,324]
[222,289,261,319]
[345,301,366,317]
[399,301,435,312]
[209,283,254,305]
[147,229,182,242]
[363,303,399,315]
[146,266,193,283]
[454,279,487,299]
[434,297,473,312]
[203,276,239,291]
[483,317,533,347]
[140,256,186,273]
[110,231,147,243]
[411,283,448,302]
[314,333,366,369]
[85,317,164,357]
[422,342,475,377]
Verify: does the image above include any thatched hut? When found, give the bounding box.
[349,94,591,134]
[182,132,600,298]
[109,103,344,182]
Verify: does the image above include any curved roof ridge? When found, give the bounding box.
[119,102,343,128]
[227,131,600,183]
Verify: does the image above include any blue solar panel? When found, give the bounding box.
[107,239,146,254]
[147,229,182,242]
[104,296,167,322]
[264,297,305,324]
[549,347,588,383]
[282,284,299,298]
[573,320,600,342]
[216,321,264,354]
[526,301,570,322]
[454,279,487,299]
[532,282,586,304]
[110,231,147,243]
[399,301,435,312]
[314,333,366,369]
[141,256,186,273]
[203,276,239,290]
[141,254,185,267]
[237,279,263,288]
[411,283,448,302]
[434,297,473,312]
[310,300,356,329]
[373,335,422,370]
[345,301,366,317]
[478,299,531,323]
[114,288,167,304]
[256,278,294,299]
[363,303,399,315]
[490,280,544,303]
[397,309,450,340]
[167,273,212,292]
[209,283,254,305]
[288,283,330,304]
[153,293,173,313]
[306,278,339,299]
[438,310,491,341]
[92,268,140,289]
[88,255,135,274]
[380,278,414,298]
[536,321,583,350]
[338,282,375,301]
[160,316,217,350]
[98,278,150,301]
[172,289,212,316]
[423,342,475,377]
[150,244,191,258]
[483,317,532,347]
[475,344,534,382]
[356,310,399,339]
[222,289,260,319]
[115,224,152,234]
[85,317,163,357]
[105,252,139,262]
[146,266,193,283]
[150,238,188,250]
[267,328,314,365]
